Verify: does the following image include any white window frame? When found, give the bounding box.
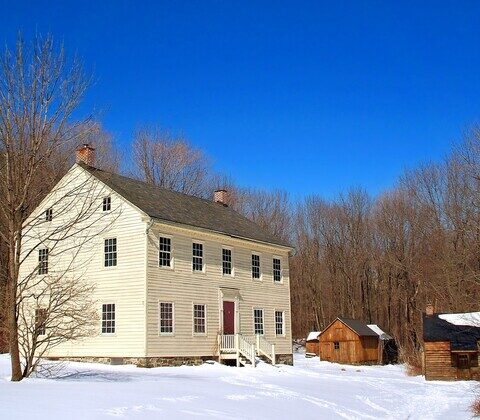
[159,301,175,335]
[251,252,262,281]
[35,308,47,336]
[102,196,111,212]
[274,310,285,337]
[192,303,207,336]
[101,303,116,335]
[158,235,173,269]
[221,246,234,277]
[253,308,264,336]
[104,237,117,268]
[273,256,283,283]
[192,241,205,273]
[38,247,49,275]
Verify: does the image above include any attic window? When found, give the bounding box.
[103,196,111,212]
[45,208,53,221]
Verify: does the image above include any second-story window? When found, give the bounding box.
[45,208,53,221]
[103,196,111,212]
[104,238,117,267]
[35,308,47,336]
[38,248,49,275]
[252,254,260,279]
[192,242,203,272]
[159,237,172,267]
[273,258,282,282]
[222,248,232,275]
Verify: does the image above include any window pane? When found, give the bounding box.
[273,258,282,282]
[45,208,53,221]
[193,304,206,334]
[254,309,264,335]
[275,311,284,335]
[101,303,116,334]
[159,237,171,267]
[104,238,117,267]
[192,243,203,271]
[222,248,232,275]
[103,196,111,211]
[252,254,260,279]
[160,302,174,334]
[38,248,49,275]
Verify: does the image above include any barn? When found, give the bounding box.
[423,306,480,381]
[318,317,393,365]
[305,331,320,356]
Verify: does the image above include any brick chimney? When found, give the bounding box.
[214,189,228,206]
[425,303,435,316]
[76,144,95,166]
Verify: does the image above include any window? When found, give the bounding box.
[35,308,47,336]
[193,304,206,334]
[38,248,49,275]
[275,311,284,336]
[273,258,282,282]
[159,237,172,267]
[104,238,117,267]
[45,208,53,221]
[159,302,174,334]
[254,309,264,335]
[252,254,260,279]
[192,242,203,272]
[458,354,470,369]
[103,196,111,212]
[101,303,115,334]
[222,248,232,275]
[334,341,340,350]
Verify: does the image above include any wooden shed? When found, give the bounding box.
[423,307,480,381]
[305,331,320,356]
[319,317,382,365]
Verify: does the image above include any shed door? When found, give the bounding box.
[457,354,472,380]
[223,301,235,334]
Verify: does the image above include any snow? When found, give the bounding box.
[306,331,320,341]
[439,312,480,327]
[0,352,476,419]
[367,324,392,340]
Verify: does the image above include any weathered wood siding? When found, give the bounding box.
[146,221,293,358]
[319,319,379,364]
[19,165,148,358]
[306,340,319,355]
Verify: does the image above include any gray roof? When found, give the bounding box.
[338,318,379,337]
[79,163,289,247]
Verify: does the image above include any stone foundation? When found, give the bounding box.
[276,353,294,365]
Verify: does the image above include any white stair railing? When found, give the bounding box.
[220,334,236,352]
[256,335,276,364]
[238,334,256,367]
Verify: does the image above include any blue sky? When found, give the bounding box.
[1,1,479,199]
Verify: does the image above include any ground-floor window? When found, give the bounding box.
[159,302,174,334]
[102,303,116,334]
[253,308,264,335]
[275,310,284,336]
[334,341,340,350]
[193,304,206,334]
[35,308,47,336]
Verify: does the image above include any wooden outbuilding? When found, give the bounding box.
[305,331,320,356]
[423,306,480,381]
[319,317,393,365]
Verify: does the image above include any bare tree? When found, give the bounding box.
[0,34,113,380]
[132,126,211,197]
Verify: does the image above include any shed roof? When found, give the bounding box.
[423,312,480,351]
[367,324,393,340]
[306,331,321,341]
[79,163,289,248]
[337,318,379,337]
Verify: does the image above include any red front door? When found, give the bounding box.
[223,301,235,334]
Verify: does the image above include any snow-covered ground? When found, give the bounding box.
[0,352,476,419]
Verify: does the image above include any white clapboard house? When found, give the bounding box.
[19,145,293,367]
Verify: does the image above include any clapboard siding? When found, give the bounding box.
[146,221,292,357]
[19,165,148,358]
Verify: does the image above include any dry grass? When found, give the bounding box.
[405,362,422,376]
[471,396,480,417]
[401,347,423,376]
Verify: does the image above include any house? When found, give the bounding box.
[19,145,294,367]
[305,331,320,356]
[318,317,392,365]
[422,304,480,380]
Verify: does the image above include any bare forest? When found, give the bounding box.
[1,34,480,373]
